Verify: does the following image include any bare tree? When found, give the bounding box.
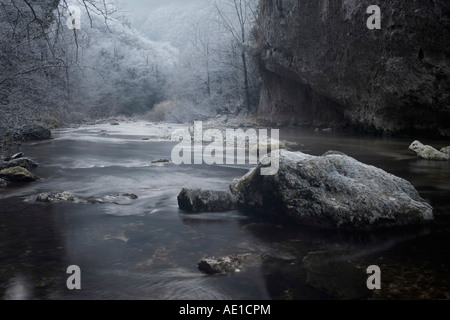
[0,0,116,137]
[191,20,213,97]
[214,0,257,111]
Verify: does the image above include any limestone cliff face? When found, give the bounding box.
[256,0,450,136]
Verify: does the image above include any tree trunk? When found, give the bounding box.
[241,51,251,111]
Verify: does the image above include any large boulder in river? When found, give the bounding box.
[178,188,237,213]
[0,167,40,182]
[409,141,450,160]
[230,150,433,229]
[14,124,51,141]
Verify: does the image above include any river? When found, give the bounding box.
[0,121,449,300]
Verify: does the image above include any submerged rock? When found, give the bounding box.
[409,141,450,160]
[230,150,433,229]
[14,124,51,141]
[0,178,7,188]
[37,192,75,203]
[0,167,40,182]
[120,193,138,200]
[87,193,138,205]
[198,254,260,275]
[302,251,370,300]
[151,159,170,164]
[0,157,39,171]
[178,188,237,213]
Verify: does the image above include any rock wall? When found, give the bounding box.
[256,0,450,136]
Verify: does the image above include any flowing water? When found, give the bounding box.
[0,122,449,300]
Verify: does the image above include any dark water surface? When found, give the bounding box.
[1,123,449,300]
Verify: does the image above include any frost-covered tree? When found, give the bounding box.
[124,0,260,120]
[214,0,259,111]
[67,5,178,118]
[0,0,179,137]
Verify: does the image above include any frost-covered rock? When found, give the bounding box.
[230,150,433,229]
[441,146,450,155]
[178,188,237,213]
[11,152,24,160]
[0,167,40,182]
[0,157,39,171]
[409,141,450,160]
[198,254,260,275]
[37,192,75,203]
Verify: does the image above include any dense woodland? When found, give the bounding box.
[0,0,260,138]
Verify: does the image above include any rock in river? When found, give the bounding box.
[230,150,433,229]
[198,254,260,275]
[441,146,450,155]
[151,159,170,164]
[37,192,75,203]
[409,141,450,160]
[302,251,370,300]
[0,167,40,182]
[0,157,39,171]
[11,152,24,160]
[87,193,138,205]
[178,188,237,213]
[0,178,7,188]
[14,124,51,141]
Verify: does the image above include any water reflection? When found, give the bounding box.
[0,123,449,299]
[4,275,32,300]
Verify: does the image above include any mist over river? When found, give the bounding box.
[1,122,449,300]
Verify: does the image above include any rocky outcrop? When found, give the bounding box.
[37,192,75,203]
[0,167,40,182]
[178,188,237,213]
[230,150,433,229]
[13,124,51,141]
[256,0,450,136]
[409,140,450,160]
